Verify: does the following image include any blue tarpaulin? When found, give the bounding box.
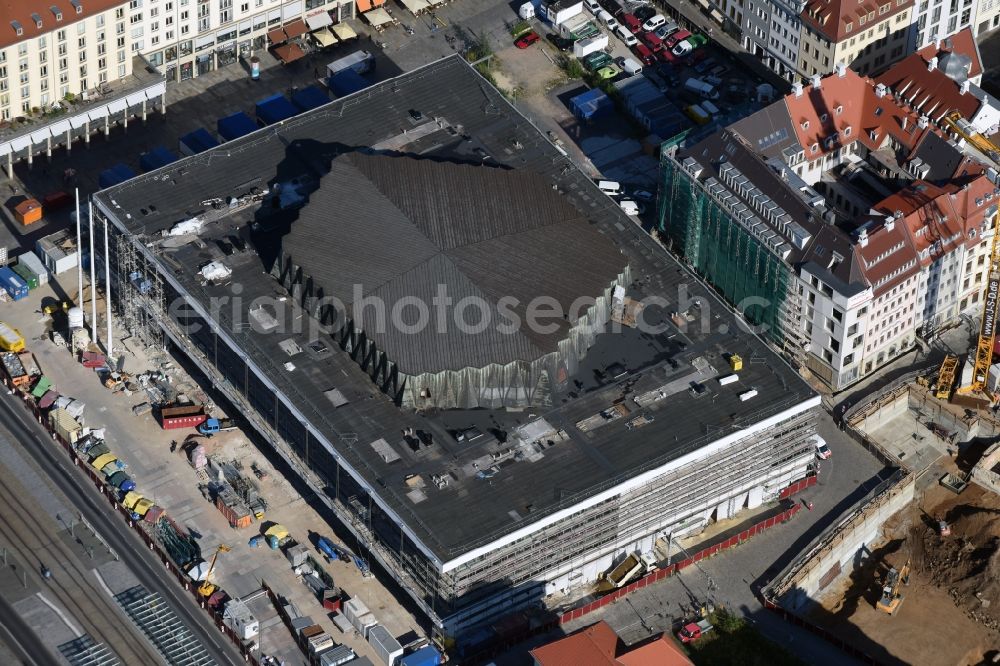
[290,85,330,112]
[178,128,219,155]
[328,68,371,97]
[255,93,299,125]
[569,88,613,122]
[217,112,258,141]
[139,146,179,172]
[399,646,442,666]
[98,163,137,189]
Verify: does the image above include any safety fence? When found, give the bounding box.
[8,379,262,666]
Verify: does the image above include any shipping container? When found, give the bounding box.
[49,408,82,443]
[368,625,403,666]
[330,612,353,635]
[0,267,28,301]
[17,252,49,286]
[215,490,252,529]
[2,352,28,386]
[318,644,356,666]
[343,598,370,630]
[159,404,208,429]
[11,263,38,289]
[356,612,377,638]
[399,646,442,666]
[14,199,42,225]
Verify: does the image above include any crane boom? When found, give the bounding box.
[958,212,1000,400]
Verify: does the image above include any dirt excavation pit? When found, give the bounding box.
[812,480,1000,665]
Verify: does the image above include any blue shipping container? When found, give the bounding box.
[0,267,28,301]
[399,645,442,666]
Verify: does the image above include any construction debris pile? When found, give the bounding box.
[908,486,1000,631]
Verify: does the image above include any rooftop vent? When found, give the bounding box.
[811,73,822,90]
[792,81,803,97]
[50,5,62,20]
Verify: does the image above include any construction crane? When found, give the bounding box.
[875,558,911,615]
[935,354,958,399]
[942,111,1000,164]
[954,209,1000,405]
[197,544,231,598]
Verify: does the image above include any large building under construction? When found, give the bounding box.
[94,56,820,643]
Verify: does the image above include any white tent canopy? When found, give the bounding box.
[363,7,395,27]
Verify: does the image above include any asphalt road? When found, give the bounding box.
[0,593,60,665]
[0,392,246,666]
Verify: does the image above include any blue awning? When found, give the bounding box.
[255,93,299,125]
[99,163,137,189]
[217,112,258,141]
[139,146,179,172]
[291,85,330,112]
[179,128,220,155]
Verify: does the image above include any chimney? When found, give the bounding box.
[875,82,887,98]
[792,81,803,97]
[928,56,938,72]
[961,80,970,95]
[835,61,847,77]
[918,115,929,129]
[901,116,907,130]
[856,228,869,247]
[811,73,822,90]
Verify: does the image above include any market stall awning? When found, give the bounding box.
[332,23,358,40]
[267,27,287,44]
[363,7,394,27]
[357,0,373,12]
[311,27,338,47]
[400,0,430,13]
[283,18,308,38]
[305,11,333,30]
[272,42,306,63]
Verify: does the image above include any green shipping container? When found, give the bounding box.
[31,376,51,398]
[11,263,37,290]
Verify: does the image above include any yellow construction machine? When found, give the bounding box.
[875,558,911,615]
[197,544,231,598]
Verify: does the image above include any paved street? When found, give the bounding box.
[0,389,246,665]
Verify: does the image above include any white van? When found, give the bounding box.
[621,57,643,75]
[616,25,638,47]
[598,180,622,196]
[584,0,601,13]
[641,14,666,31]
[598,9,620,31]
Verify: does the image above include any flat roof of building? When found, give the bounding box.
[96,56,816,566]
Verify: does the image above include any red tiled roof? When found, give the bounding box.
[531,622,694,666]
[801,0,913,43]
[531,621,620,666]
[617,635,693,666]
[783,68,929,163]
[0,0,122,51]
[915,27,983,79]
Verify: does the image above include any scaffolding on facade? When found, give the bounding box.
[112,228,166,350]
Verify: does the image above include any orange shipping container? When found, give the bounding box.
[14,199,42,226]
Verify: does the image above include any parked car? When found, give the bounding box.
[632,42,656,66]
[641,14,667,31]
[634,5,658,21]
[814,435,832,460]
[514,31,540,48]
[619,199,643,215]
[693,57,717,73]
[673,33,707,55]
[654,22,679,39]
[546,33,574,51]
[596,64,621,79]
[641,31,664,51]
[621,13,642,33]
[585,0,601,13]
[664,29,691,48]
[631,189,655,202]
[616,24,638,46]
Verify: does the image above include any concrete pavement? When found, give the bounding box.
[0,390,246,666]
[0,592,60,666]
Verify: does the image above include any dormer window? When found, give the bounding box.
[811,143,819,153]
[31,13,42,29]
[802,120,810,130]
[868,11,874,19]
[860,14,866,24]
[844,125,852,136]
[846,21,852,31]
[10,20,22,36]
[835,105,843,115]
[70,0,83,14]
[820,113,829,122]
[50,5,62,20]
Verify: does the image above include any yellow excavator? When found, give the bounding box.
[197,544,231,598]
[875,557,911,615]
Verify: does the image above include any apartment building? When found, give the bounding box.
[913,0,979,47]
[975,0,1000,33]
[659,51,1000,391]
[798,0,916,77]
[716,0,806,81]
[0,0,135,121]
[132,0,354,82]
